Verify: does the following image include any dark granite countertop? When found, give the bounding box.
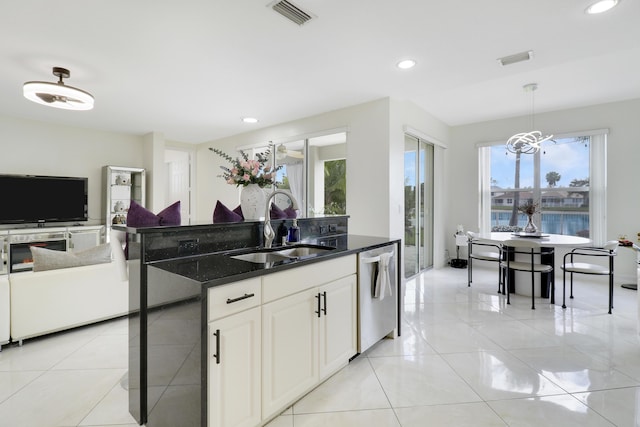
[148,234,399,288]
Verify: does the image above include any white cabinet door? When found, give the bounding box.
[262,288,318,419]
[318,274,357,379]
[208,306,261,427]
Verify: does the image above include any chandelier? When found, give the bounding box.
[506,83,553,154]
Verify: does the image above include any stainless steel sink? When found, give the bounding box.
[230,251,290,263]
[277,246,334,258]
[229,244,335,264]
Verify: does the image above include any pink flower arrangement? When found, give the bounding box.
[210,147,281,188]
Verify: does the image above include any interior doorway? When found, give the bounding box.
[404,134,434,278]
[165,148,193,225]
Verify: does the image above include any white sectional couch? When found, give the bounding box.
[0,276,9,350]
[9,261,128,342]
[6,232,129,344]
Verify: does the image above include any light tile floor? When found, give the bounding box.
[1,266,639,426]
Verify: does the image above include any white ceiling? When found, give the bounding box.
[3,0,639,144]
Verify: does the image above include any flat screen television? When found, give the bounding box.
[0,174,88,225]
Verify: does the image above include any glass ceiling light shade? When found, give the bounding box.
[23,67,94,111]
[506,83,553,154]
[586,0,618,14]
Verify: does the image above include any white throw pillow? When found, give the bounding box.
[30,243,112,272]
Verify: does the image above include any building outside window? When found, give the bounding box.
[479,131,608,245]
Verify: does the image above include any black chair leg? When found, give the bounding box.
[506,269,510,304]
[608,273,613,314]
[531,269,535,310]
[562,268,567,309]
[570,272,574,299]
[502,267,506,294]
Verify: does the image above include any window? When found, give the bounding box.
[322,159,346,214]
[404,134,434,277]
[479,131,607,245]
[250,132,347,217]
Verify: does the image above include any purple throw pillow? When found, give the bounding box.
[270,204,287,219]
[284,206,297,218]
[125,200,181,259]
[213,201,243,223]
[233,205,244,219]
[127,200,181,227]
[157,201,181,225]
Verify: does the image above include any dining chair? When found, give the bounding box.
[499,239,554,309]
[467,231,504,294]
[561,240,619,314]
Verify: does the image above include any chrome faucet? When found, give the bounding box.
[264,190,299,248]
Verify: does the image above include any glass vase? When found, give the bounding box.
[524,214,538,234]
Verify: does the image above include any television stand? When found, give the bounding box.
[0,225,105,274]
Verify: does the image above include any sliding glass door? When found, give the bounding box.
[404,134,434,278]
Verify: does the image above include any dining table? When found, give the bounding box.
[474,232,592,299]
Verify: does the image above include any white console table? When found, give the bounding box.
[0,225,104,274]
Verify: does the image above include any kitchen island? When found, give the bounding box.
[118,219,400,427]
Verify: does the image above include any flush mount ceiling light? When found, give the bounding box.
[276,143,304,160]
[506,83,554,154]
[23,67,94,111]
[242,117,259,123]
[586,0,619,14]
[396,59,416,69]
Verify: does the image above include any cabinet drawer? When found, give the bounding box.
[262,255,356,303]
[208,277,262,321]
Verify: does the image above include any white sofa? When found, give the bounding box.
[9,261,128,342]
[8,232,129,343]
[5,230,199,345]
[0,276,9,350]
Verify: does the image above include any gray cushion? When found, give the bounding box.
[562,262,610,275]
[31,243,112,272]
[470,251,500,261]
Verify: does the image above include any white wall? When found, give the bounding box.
[197,99,391,236]
[449,98,640,281]
[0,115,145,226]
[196,98,451,254]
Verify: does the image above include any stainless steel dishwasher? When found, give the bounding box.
[358,244,397,353]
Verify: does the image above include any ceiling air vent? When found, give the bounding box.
[270,0,315,26]
[497,50,534,66]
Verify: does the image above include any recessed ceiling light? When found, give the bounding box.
[242,117,259,123]
[585,0,619,14]
[396,59,416,69]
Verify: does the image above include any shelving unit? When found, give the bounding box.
[103,166,145,240]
